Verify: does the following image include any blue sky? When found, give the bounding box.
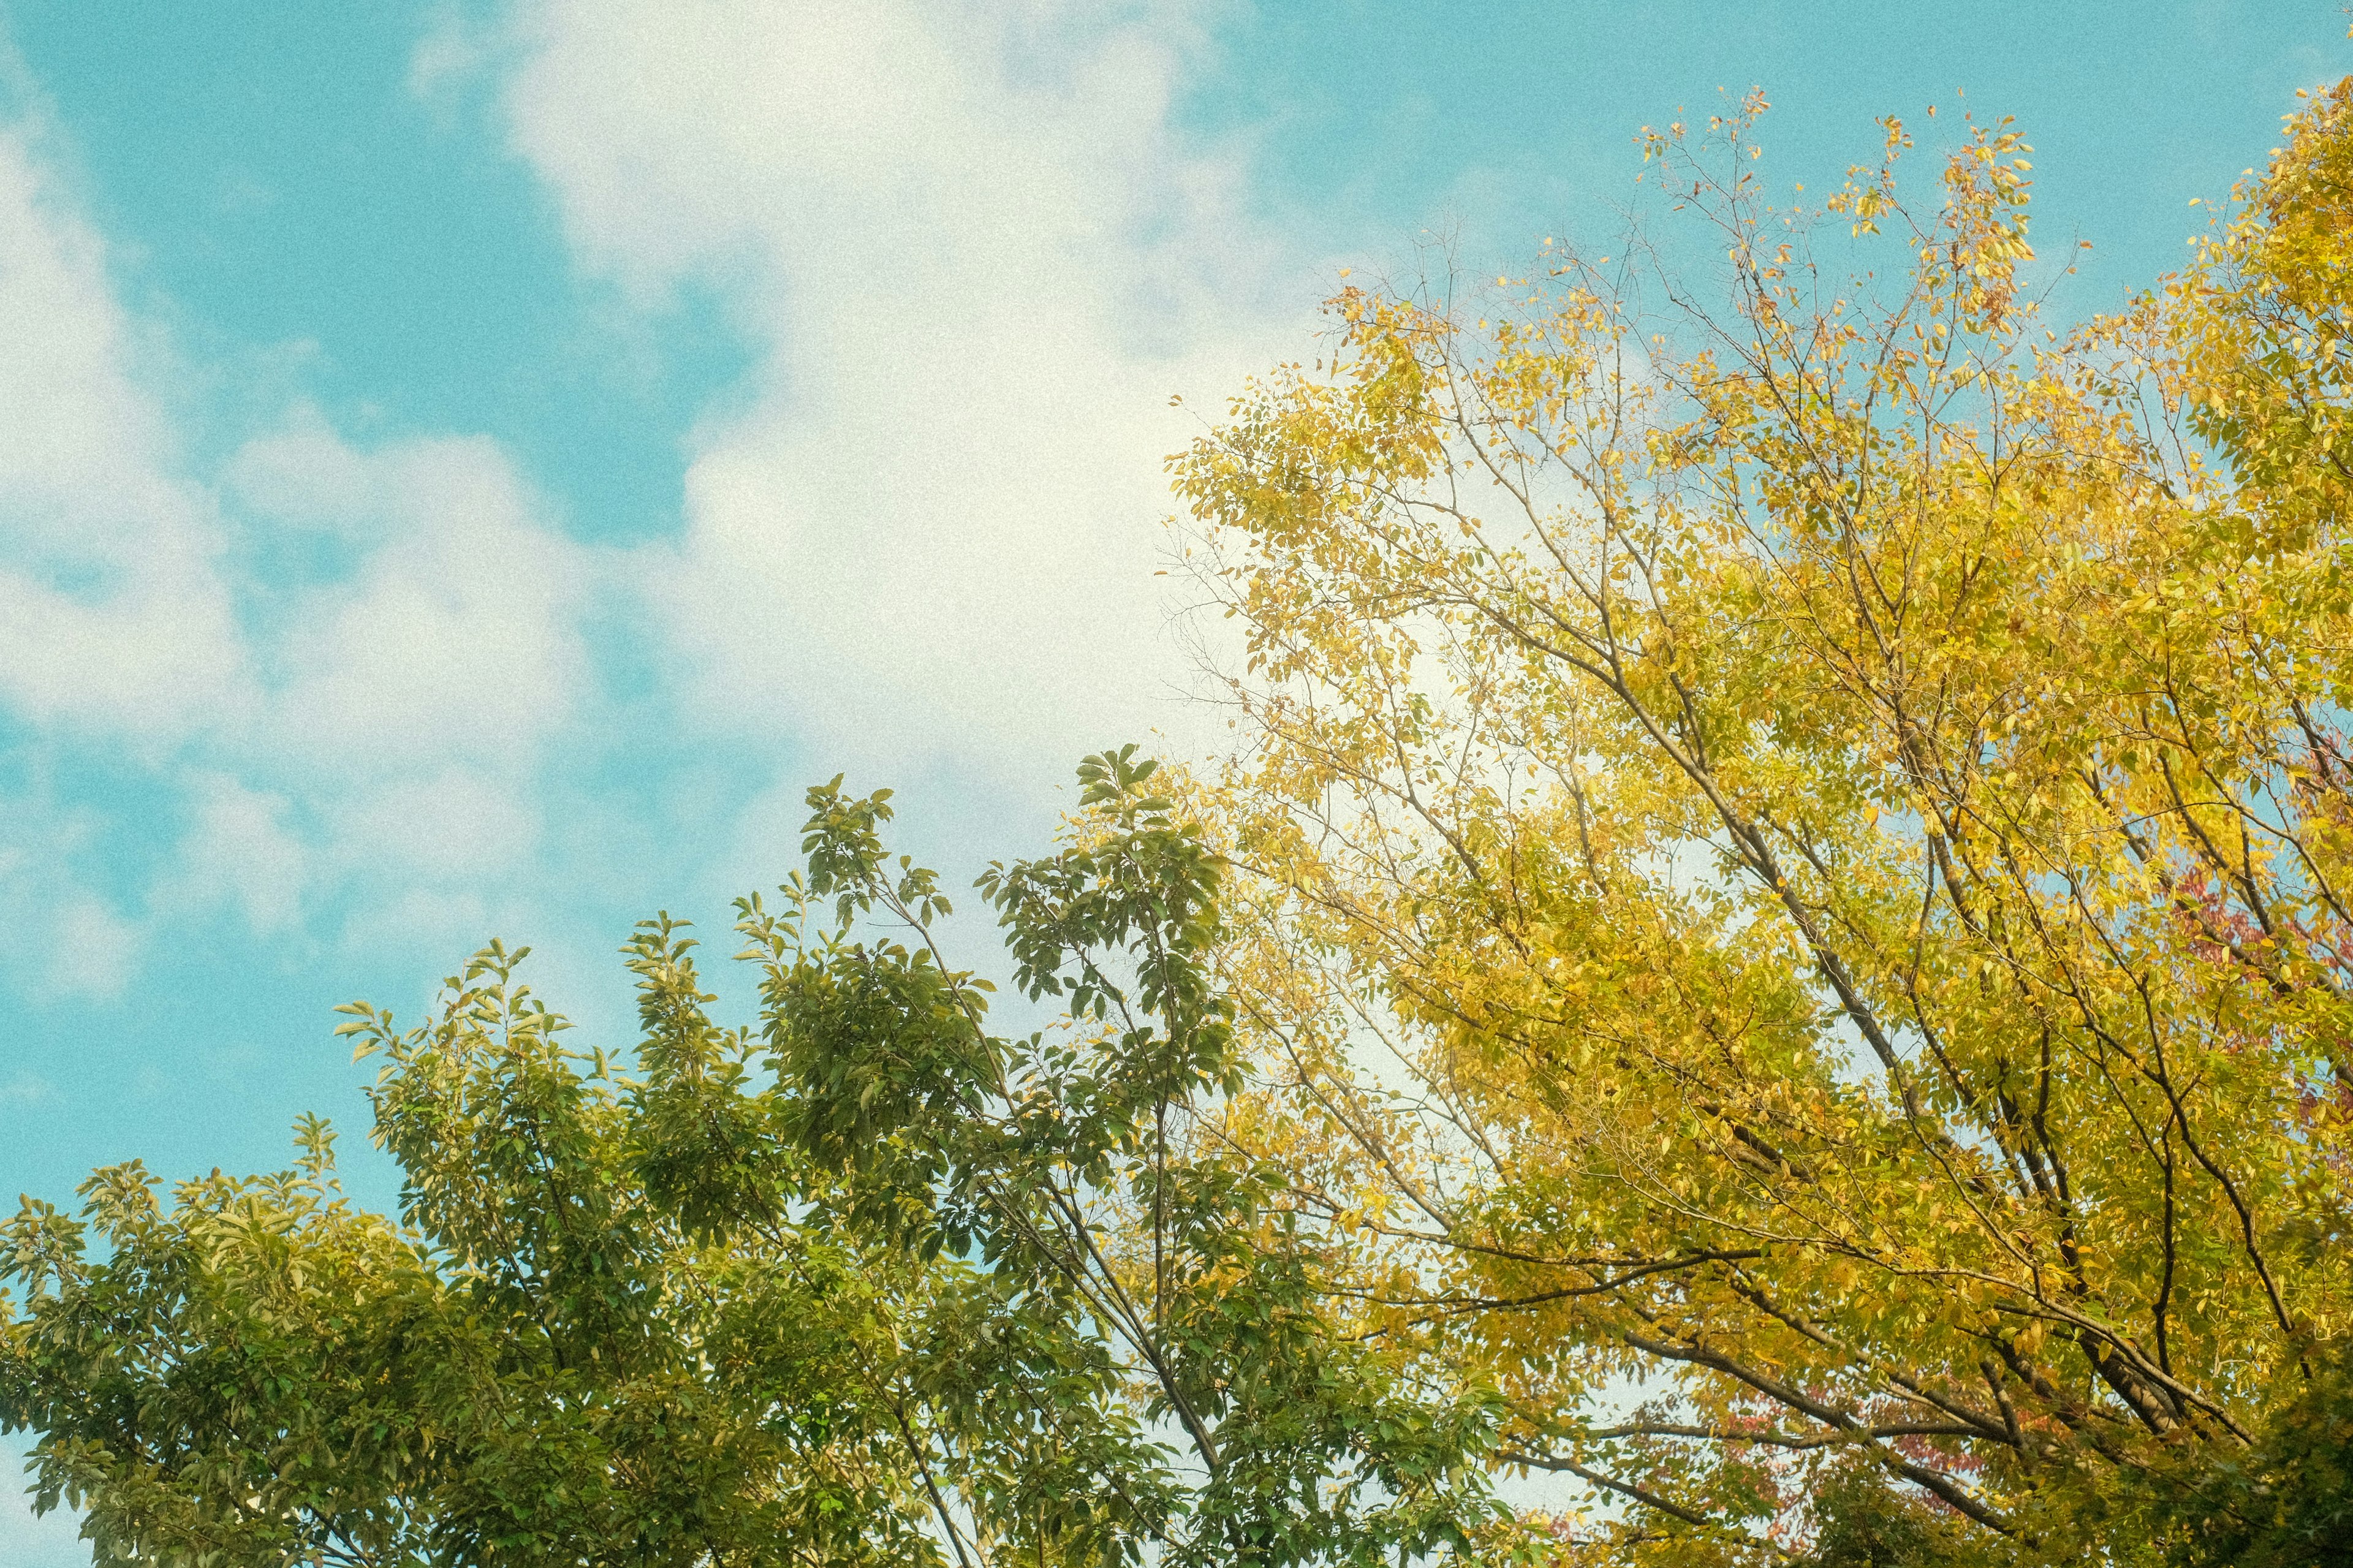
[0,2,2343,1558]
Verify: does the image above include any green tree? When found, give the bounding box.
[2,751,1501,1567]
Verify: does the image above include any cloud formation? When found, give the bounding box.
[0,116,241,746]
[473,0,1294,778]
[0,78,603,993]
[0,1,1302,1012]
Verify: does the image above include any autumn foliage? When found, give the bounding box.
[9,64,2353,1568]
[1173,70,2353,1564]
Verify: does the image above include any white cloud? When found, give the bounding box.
[259,433,588,770]
[0,1070,56,1107]
[50,892,140,1000]
[223,406,381,539]
[0,789,145,1002]
[0,78,602,979]
[331,764,541,884]
[164,772,308,937]
[0,0,1314,1006]
[194,423,599,965]
[0,120,245,748]
[469,0,1294,782]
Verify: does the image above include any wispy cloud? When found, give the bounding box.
[0,1071,58,1107]
[0,1,1308,1010]
[459,0,1297,782]
[0,56,605,994]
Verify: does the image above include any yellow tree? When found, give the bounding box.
[1173,72,2353,1564]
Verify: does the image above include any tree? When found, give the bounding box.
[1,752,1502,1567]
[1170,70,2353,1564]
[14,58,2353,1568]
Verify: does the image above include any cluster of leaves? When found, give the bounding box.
[1170,59,2353,1568]
[0,749,1503,1566]
[12,51,2353,1568]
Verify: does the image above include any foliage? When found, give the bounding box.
[2123,1357,2353,1567]
[1797,1469,1968,1568]
[0,750,1502,1566]
[1171,65,2353,1566]
[12,52,2353,1568]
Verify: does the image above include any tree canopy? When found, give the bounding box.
[3,752,1501,1567]
[10,64,2353,1568]
[1172,67,2353,1567]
